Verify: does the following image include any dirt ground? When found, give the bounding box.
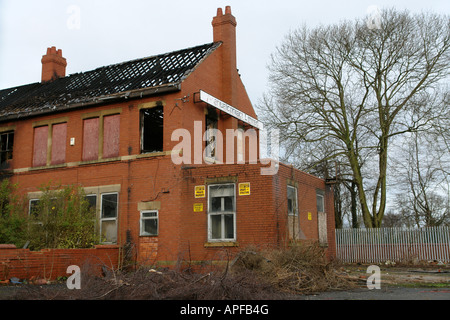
[1,264,449,300]
[303,264,450,300]
[341,264,450,285]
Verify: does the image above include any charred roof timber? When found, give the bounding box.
[0,42,221,123]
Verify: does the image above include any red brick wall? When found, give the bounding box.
[0,244,119,281]
[0,8,336,269]
[176,162,336,264]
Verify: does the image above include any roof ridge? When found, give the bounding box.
[0,42,221,121]
[68,42,220,77]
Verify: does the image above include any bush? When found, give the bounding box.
[0,179,27,247]
[27,184,101,250]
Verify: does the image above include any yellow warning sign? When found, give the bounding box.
[194,203,204,212]
[239,183,251,196]
[195,185,205,198]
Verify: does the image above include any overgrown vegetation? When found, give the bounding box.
[10,242,358,300]
[0,179,27,248]
[0,180,100,250]
[232,243,356,294]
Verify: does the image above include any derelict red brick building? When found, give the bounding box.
[0,7,336,266]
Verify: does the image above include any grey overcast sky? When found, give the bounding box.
[0,0,449,109]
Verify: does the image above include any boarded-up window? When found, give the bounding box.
[103,114,120,158]
[51,123,67,165]
[33,126,49,167]
[82,118,99,161]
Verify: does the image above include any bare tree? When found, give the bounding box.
[391,127,450,228]
[260,8,450,228]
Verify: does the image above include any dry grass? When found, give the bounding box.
[231,242,357,295]
[9,242,357,300]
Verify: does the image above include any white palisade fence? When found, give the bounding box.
[336,226,450,264]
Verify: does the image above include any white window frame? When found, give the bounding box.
[28,199,40,217]
[207,183,236,242]
[85,194,98,211]
[316,193,325,213]
[100,192,118,244]
[140,210,159,236]
[287,185,298,216]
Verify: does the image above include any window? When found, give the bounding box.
[82,112,120,161]
[140,210,158,236]
[287,186,298,216]
[205,108,218,160]
[208,184,235,241]
[29,199,40,217]
[82,118,99,161]
[317,193,325,213]
[103,114,120,158]
[140,106,163,153]
[85,194,98,211]
[32,121,67,167]
[316,191,327,245]
[51,123,67,165]
[237,126,244,163]
[100,193,118,243]
[33,126,49,167]
[0,131,14,168]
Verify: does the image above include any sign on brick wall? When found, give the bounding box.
[239,183,250,196]
[193,203,204,212]
[195,185,205,198]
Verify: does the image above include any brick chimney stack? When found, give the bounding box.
[41,47,67,82]
[212,6,237,107]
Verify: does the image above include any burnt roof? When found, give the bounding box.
[0,42,221,121]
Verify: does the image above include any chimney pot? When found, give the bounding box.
[212,7,237,106]
[41,46,67,82]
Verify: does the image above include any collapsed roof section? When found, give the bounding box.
[0,42,221,122]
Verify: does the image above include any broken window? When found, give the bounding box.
[205,107,218,160]
[287,186,298,216]
[100,193,118,244]
[140,210,158,236]
[140,106,163,153]
[208,184,235,241]
[316,191,328,245]
[0,131,14,168]
[287,185,300,241]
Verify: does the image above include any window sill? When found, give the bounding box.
[29,163,67,171]
[137,151,173,159]
[78,157,121,166]
[204,241,239,248]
